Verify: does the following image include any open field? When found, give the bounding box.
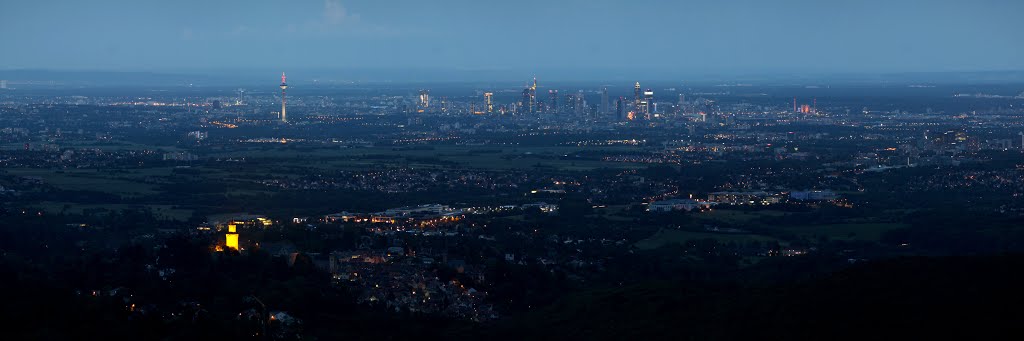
[635,228,780,250]
[2,143,653,218]
[636,208,909,249]
[693,209,792,224]
[1,141,181,152]
[5,168,159,195]
[777,223,908,241]
[3,143,651,200]
[205,145,650,171]
[29,201,194,221]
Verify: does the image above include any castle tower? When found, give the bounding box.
[226,223,239,250]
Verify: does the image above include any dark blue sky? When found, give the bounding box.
[2,0,1022,76]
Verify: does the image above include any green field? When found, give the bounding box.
[777,223,907,241]
[691,208,906,241]
[694,209,791,224]
[206,145,649,171]
[2,144,659,219]
[6,168,158,195]
[29,201,194,221]
[635,228,780,250]
[636,209,907,250]
[2,141,181,152]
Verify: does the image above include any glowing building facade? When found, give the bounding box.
[419,90,431,110]
[226,224,239,250]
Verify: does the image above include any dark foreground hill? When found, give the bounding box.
[3,247,1022,340]
[466,254,1024,340]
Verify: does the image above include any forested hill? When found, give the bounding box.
[467,254,1024,340]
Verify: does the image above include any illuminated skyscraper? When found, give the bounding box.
[529,77,538,113]
[677,93,686,114]
[564,93,576,114]
[703,101,715,123]
[419,90,431,110]
[484,92,494,113]
[279,73,288,122]
[520,88,531,114]
[644,88,654,115]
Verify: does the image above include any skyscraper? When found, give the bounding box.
[419,90,431,110]
[644,88,654,115]
[704,101,715,124]
[529,77,538,113]
[677,93,686,114]
[575,90,585,116]
[279,73,288,123]
[521,88,531,115]
[634,82,642,107]
[564,93,575,114]
[615,97,624,121]
[600,87,609,114]
[549,90,559,113]
[484,92,493,113]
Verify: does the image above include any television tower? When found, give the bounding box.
[279,72,288,123]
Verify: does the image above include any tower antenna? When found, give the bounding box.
[279,72,288,123]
